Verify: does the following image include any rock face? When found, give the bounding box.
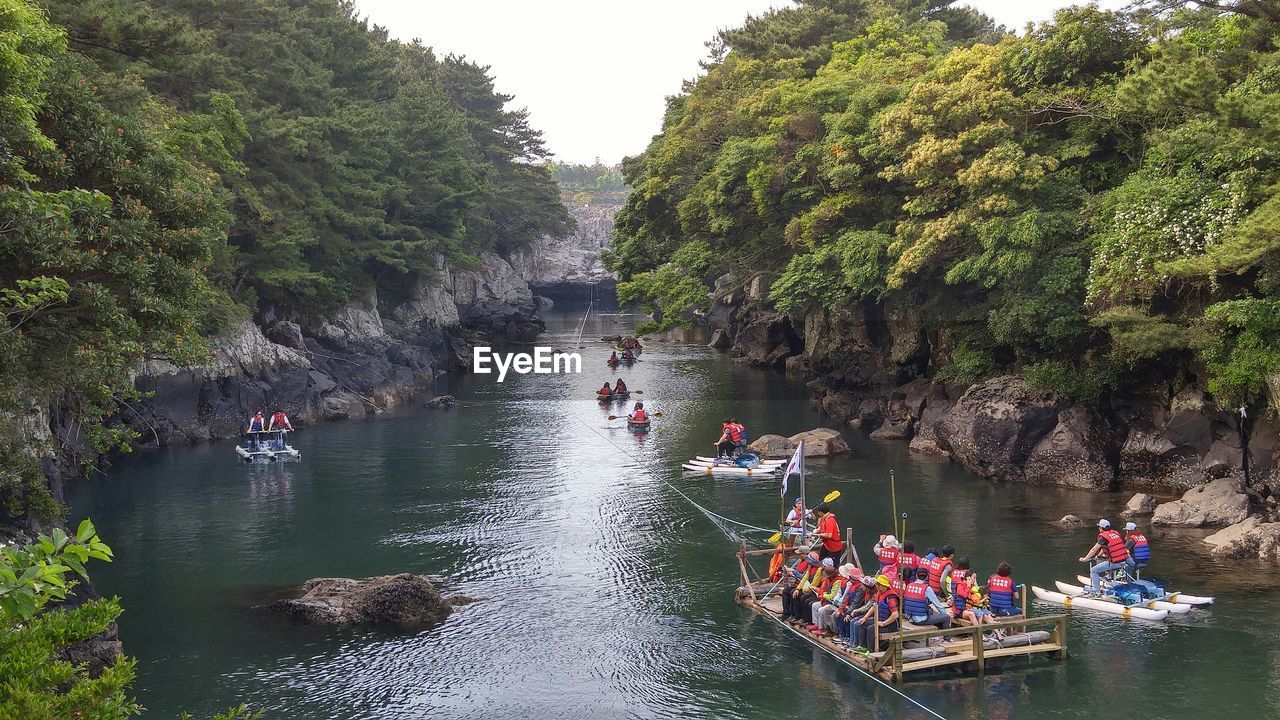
[732,311,801,369]
[120,251,546,450]
[748,428,851,458]
[270,574,454,627]
[510,200,617,287]
[1151,478,1251,528]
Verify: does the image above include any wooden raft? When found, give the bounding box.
[736,539,1069,681]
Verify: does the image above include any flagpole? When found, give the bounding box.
[798,440,806,551]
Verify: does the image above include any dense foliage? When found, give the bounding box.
[1,0,570,523]
[609,0,1280,407]
[550,160,628,193]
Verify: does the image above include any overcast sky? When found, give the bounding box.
[353,1,1129,165]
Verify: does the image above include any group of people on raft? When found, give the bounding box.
[772,500,1023,653]
[243,409,293,449]
[607,348,638,364]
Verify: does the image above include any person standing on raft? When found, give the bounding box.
[813,504,845,566]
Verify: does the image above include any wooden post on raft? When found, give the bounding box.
[739,540,756,603]
[973,625,986,673]
[890,469,899,538]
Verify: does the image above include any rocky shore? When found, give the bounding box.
[699,271,1280,561]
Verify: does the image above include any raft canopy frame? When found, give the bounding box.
[735,533,1069,682]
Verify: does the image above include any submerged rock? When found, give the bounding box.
[423,395,457,410]
[1058,514,1084,528]
[1151,478,1250,528]
[270,574,455,628]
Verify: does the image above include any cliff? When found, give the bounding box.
[701,274,1280,526]
[511,198,617,301]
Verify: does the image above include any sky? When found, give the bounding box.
[353,1,1130,165]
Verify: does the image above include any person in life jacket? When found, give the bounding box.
[598,382,612,398]
[796,559,838,626]
[1124,521,1151,574]
[608,351,619,363]
[267,408,293,449]
[987,561,1020,617]
[873,535,901,577]
[949,557,973,619]
[614,378,628,394]
[628,402,647,423]
[813,504,845,566]
[1080,518,1130,594]
[928,545,955,599]
[715,419,740,458]
[768,544,787,582]
[854,574,900,652]
[782,551,823,622]
[903,567,951,630]
[899,541,920,582]
[245,411,265,449]
[621,349,634,361]
[784,498,810,537]
[728,418,748,451]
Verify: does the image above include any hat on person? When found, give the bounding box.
[822,558,835,568]
[1124,521,1137,531]
[1098,518,1111,529]
[875,574,891,587]
[860,575,876,587]
[839,563,861,579]
[882,534,899,549]
[806,550,820,562]
[794,498,803,505]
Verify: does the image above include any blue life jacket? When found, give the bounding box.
[876,590,898,622]
[902,581,930,619]
[1129,532,1150,564]
[988,574,1015,613]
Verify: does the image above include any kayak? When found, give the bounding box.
[681,463,781,476]
[1032,585,1169,621]
[1073,575,1213,606]
[1053,580,1191,614]
[597,392,630,401]
[627,419,651,432]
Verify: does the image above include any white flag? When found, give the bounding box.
[781,441,803,497]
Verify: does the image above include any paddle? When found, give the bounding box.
[606,412,664,420]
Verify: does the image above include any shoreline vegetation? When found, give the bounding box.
[608,1,1280,548]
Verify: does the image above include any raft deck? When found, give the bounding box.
[736,542,1069,681]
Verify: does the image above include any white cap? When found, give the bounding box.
[821,558,835,567]
[1097,519,1111,529]
[1124,521,1137,531]
[883,535,899,549]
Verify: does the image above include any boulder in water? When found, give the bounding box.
[748,428,851,458]
[1151,477,1250,527]
[270,573,455,628]
[1122,492,1157,517]
[1204,517,1280,561]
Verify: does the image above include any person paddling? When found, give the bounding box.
[813,504,845,566]
[608,351,619,364]
[614,378,628,394]
[784,498,811,537]
[628,402,647,422]
[598,381,612,398]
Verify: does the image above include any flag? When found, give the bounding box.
[781,441,803,497]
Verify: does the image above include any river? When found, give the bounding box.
[70,309,1280,719]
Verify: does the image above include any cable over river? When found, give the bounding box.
[71,310,1280,719]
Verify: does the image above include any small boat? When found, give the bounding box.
[597,391,630,402]
[687,458,784,469]
[681,463,781,476]
[236,431,301,464]
[693,455,783,466]
[1073,575,1213,606]
[1032,585,1169,620]
[1053,581,1191,614]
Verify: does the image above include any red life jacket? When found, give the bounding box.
[1099,529,1128,563]
[928,556,953,592]
[951,567,969,586]
[876,545,900,572]
[725,423,742,442]
[901,552,919,573]
[271,412,288,427]
[987,574,1016,612]
[952,577,971,616]
[891,577,905,594]
[632,409,647,420]
[600,386,611,396]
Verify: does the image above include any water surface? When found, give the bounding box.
[71,310,1280,719]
